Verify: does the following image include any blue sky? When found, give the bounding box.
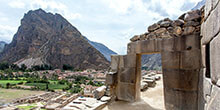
[0,0,202,54]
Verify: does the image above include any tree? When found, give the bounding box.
[6,83,10,89]
[0,62,9,70]
[10,64,19,71]
[62,64,73,70]
[20,64,27,71]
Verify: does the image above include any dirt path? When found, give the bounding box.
[103,74,165,110]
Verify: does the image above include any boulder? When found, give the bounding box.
[173,26,182,36]
[148,23,160,32]
[184,10,201,21]
[173,19,184,26]
[146,32,157,39]
[160,21,172,27]
[130,35,140,42]
[182,26,195,35]
[184,21,200,27]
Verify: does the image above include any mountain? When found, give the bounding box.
[192,0,205,10]
[142,54,161,70]
[0,41,7,53]
[85,38,117,61]
[0,9,109,70]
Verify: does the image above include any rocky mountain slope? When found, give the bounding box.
[0,9,109,70]
[0,41,6,53]
[88,40,117,61]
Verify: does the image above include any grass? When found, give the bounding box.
[25,83,68,90]
[0,80,26,87]
[17,104,37,110]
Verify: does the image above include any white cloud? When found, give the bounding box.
[0,25,17,42]
[8,0,25,9]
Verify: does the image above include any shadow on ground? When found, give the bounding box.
[103,99,161,110]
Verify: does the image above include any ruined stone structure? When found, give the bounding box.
[106,1,220,109]
[200,0,220,110]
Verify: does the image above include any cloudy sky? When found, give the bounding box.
[0,0,202,54]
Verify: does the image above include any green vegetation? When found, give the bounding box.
[17,104,37,110]
[25,83,68,90]
[0,80,26,88]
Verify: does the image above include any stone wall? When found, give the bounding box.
[201,0,220,110]
[107,8,203,110]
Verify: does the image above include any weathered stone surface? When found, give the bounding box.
[110,55,120,71]
[127,42,139,54]
[146,32,157,40]
[119,67,136,83]
[210,34,220,83]
[130,35,140,42]
[154,28,167,36]
[180,49,201,70]
[124,54,137,68]
[202,3,220,45]
[184,21,200,27]
[205,0,212,18]
[203,78,212,101]
[160,21,172,27]
[173,26,182,36]
[207,85,220,110]
[164,87,198,110]
[217,80,220,87]
[173,19,184,26]
[184,9,201,21]
[106,72,117,85]
[182,26,195,35]
[116,82,136,101]
[161,51,180,69]
[148,23,160,32]
[163,69,199,91]
[201,45,206,68]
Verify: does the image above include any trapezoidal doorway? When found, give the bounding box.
[107,32,201,110]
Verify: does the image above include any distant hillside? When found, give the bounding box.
[88,40,117,61]
[0,41,6,53]
[0,9,109,70]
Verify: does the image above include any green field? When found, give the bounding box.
[25,83,68,90]
[0,80,26,87]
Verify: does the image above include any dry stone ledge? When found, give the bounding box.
[130,10,201,42]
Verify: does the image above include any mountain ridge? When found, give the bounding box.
[0,8,109,70]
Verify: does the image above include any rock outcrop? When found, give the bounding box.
[0,41,6,53]
[0,9,109,70]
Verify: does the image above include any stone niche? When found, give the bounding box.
[107,9,202,110]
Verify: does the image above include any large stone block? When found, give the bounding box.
[139,39,161,53]
[164,87,198,110]
[201,45,206,68]
[207,85,220,110]
[210,34,220,83]
[161,51,180,69]
[180,49,201,70]
[127,42,140,54]
[161,37,175,51]
[106,72,117,85]
[202,3,220,45]
[116,82,136,102]
[163,69,199,91]
[111,55,120,71]
[123,54,137,68]
[205,0,213,19]
[119,67,136,83]
[203,78,212,101]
